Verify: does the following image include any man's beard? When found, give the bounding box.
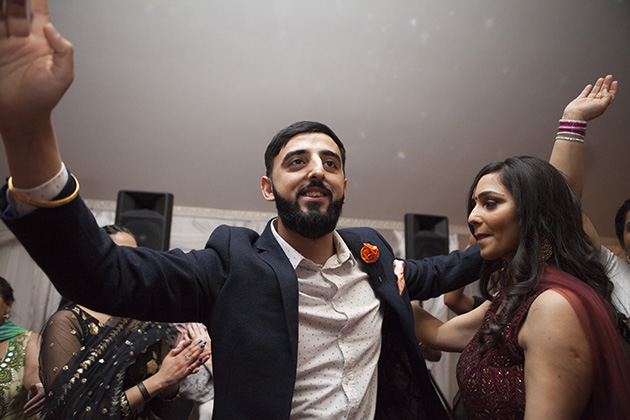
[273,182,344,239]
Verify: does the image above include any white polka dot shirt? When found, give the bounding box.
[272,223,383,419]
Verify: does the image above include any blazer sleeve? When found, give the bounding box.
[403,244,483,301]
[1,186,229,323]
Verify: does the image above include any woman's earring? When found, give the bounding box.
[541,238,553,261]
[3,312,9,321]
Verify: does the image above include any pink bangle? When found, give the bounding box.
[558,119,587,127]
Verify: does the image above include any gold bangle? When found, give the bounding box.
[7,173,80,208]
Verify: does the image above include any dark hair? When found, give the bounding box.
[467,156,614,352]
[100,224,135,238]
[614,199,630,250]
[57,296,73,311]
[264,121,346,177]
[0,276,15,306]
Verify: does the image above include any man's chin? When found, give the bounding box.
[300,198,329,212]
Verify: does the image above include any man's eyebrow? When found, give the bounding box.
[321,150,342,162]
[281,149,341,165]
[281,149,308,166]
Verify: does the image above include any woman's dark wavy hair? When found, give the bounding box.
[467,156,616,352]
[614,199,630,250]
[0,276,15,306]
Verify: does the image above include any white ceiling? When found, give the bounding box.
[2,0,629,239]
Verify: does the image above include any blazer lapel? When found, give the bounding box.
[338,229,397,298]
[256,220,300,362]
[339,229,414,327]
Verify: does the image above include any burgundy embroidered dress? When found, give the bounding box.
[456,267,630,420]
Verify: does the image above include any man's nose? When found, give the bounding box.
[308,157,325,180]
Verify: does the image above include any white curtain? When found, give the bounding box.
[0,224,61,335]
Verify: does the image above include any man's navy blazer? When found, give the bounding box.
[2,192,482,419]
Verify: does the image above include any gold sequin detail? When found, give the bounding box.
[147,359,158,375]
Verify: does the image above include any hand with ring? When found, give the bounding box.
[154,337,205,390]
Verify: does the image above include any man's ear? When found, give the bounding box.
[261,176,275,202]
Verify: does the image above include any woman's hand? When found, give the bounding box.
[186,323,213,375]
[23,383,45,417]
[157,337,208,387]
[562,75,617,122]
[186,322,210,343]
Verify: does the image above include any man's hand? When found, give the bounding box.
[0,0,73,129]
[0,0,74,188]
[561,75,618,122]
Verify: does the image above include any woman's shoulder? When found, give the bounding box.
[519,289,587,351]
[528,289,577,319]
[44,305,87,335]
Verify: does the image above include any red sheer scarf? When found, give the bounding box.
[541,267,630,419]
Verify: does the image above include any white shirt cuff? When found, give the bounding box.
[6,163,69,216]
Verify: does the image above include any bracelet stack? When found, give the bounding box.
[556,119,586,143]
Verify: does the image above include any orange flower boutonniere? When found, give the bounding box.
[361,243,379,264]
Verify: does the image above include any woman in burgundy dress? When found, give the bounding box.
[414,152,630,419]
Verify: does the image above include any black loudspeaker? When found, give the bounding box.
[404,214,449,259]
[115,191,174,251]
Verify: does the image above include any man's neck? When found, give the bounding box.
[275,219,336,265]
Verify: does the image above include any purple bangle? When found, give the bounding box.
[558,123,586,129]
[558,119,587,128]
[557,128,586,136]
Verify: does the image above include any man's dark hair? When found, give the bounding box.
[614,199,630,250]
[264,121,346,177]
[101,224,135,239]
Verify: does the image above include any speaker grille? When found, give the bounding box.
[115,191,174,251]
[404,214,449,259]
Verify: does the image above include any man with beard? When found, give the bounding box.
[0,2,482,419]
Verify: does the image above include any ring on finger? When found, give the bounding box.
[185,355,190,360]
